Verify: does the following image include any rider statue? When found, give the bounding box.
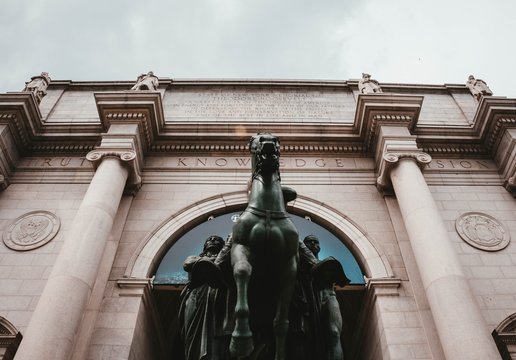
[179,235,228,360]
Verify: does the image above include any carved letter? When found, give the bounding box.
[295,159,306,167]
[459,161,472,169]
[196,158,207,167]
[476,160,489,169]
[80,157,87,166]
[436,160,445,169]
[215,158,228,167]
[315,159,326,167]
[43,158,52,167]
[60,158,71,166]
[178,158,188,167]
[335,159,345,168]
[235,158,250,167]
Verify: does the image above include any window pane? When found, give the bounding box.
[154,211,365,285]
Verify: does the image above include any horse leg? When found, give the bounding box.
[230,244,254,358]
[273,256,297,360]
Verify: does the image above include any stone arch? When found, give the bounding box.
[0,317,22,360]
[492,312,516,359]
[124,190,393,280]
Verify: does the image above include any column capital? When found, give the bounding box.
[373,125,431,193]
[377,151,432,193]
[86,149,142,194]
[87,122,145,195]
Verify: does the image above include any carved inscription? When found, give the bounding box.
[16,156,497,172]
[166,90,354,122]
[145,157,374,170]
[426,159,495,170]
[18,157,92,168]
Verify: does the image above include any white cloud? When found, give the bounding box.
[0,0,514,97]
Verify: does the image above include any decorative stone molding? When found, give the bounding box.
[116,277,153,297]
[492,312,516,359]
[376,151,432,193]
[125,191,394,280]
[353,94,424,152]
[0,96,39,151]
[2,211,60,251]
[456,212,510,252]
[150,143,367,153]
[94,91,165,152]
[86,149,142,194]
[365,277,402,296]
[0,316,22,360]
[421,144,485,155]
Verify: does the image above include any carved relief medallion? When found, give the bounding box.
[456,212,510,251]
[3,211,60,251]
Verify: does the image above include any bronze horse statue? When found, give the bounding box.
[230,133,299,360]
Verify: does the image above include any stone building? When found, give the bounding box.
[0,74,515,360]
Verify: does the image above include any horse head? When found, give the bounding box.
[249,133,281,179]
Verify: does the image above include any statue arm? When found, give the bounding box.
[183,255,201,272]
[299,241,318,268]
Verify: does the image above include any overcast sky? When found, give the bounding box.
[1,0,515,97]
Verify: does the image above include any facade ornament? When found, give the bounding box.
[86,149,142,194]
[130,71,159,91]
[456,212,510,252]
[23,72,51,103]
[358,73,382,94]
[376,151,432,193]
[2,211,60,251]
[466,75,493,101]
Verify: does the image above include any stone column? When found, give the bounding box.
[15,125,142,360]
[376,126,500,359]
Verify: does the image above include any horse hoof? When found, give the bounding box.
[230,335,254,358]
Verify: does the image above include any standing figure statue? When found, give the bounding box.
[358,73,382,94]
[130,71,159,91]
[23,72,51,103]
[179,235,228,360]
[230,133,299,360]
[304,235,349,360]
[466,75,493,101]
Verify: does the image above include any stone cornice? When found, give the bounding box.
[94,91,165,152]
[116,277,153,297]
[415,97,516,153]
[353,94,424,152]
[0,93,41,152]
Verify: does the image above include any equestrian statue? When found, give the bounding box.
[179,133,349,360]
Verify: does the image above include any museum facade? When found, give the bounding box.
[0,73,515,359]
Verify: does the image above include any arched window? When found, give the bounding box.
[154,211,365,285]
[492,313,516,359]
[0,317,22,360]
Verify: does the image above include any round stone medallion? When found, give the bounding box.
[3,211,60,251]
[455,212,510,252]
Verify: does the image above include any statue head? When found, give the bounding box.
[468,75,475,81]
[362,73,371,81]
[303,234,320,257]
[201,235,224,255]
[249,133,281,177]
